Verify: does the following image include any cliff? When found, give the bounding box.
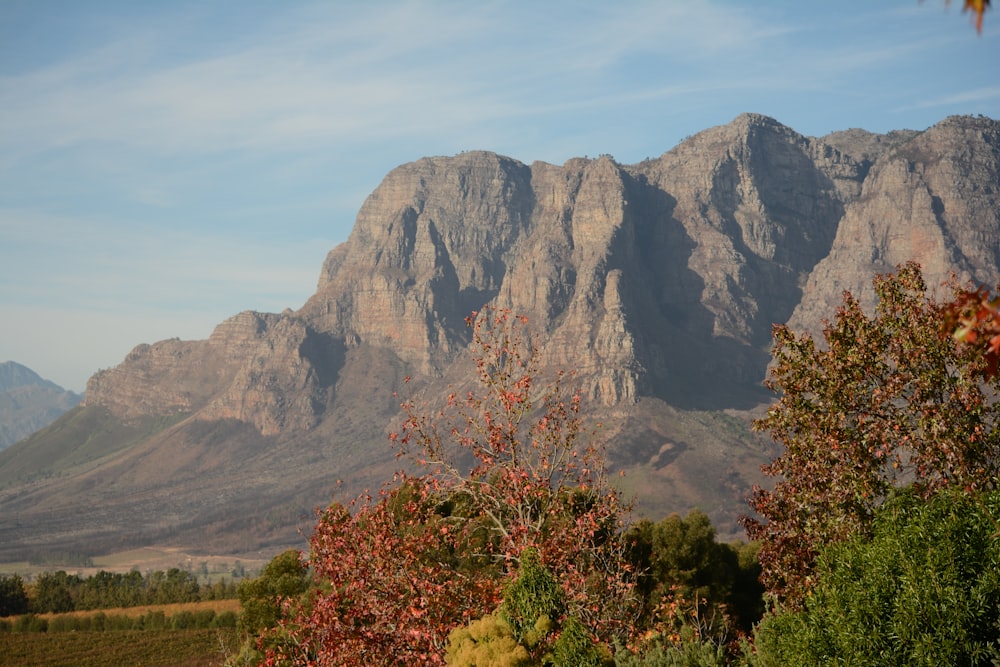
[1,113,997,558]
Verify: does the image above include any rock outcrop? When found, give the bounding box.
[789,115,1000,331]
[2,114,998,558]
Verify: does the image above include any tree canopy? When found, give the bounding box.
[744,263,1000,604]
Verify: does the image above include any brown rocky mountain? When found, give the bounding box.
[0,113,997,561]
[0,361,81,452]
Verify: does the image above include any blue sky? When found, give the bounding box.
[1,1,997,392]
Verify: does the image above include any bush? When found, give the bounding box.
[171,610,196,630]
[753,488,1000,666]
[550,616,613,667]
[48,614,80,632]
[212,610,238,628]
[107,613,135,631]
[615,634,728,667]
[13,614,47,632]
[138,610,167,630]
[193,609,216,628]
[445,612,531,667]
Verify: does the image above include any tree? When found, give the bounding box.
[147,568,200,605]
[744,263,1000,604]
[0,574,29,616]
[230,549,312,665]
[263,307,637,665]
[751,488,1000,666]
[625,510,764,639]
[394,307,638,643]
[31,571,80,613]
[269,483,504,666]
[237,549,310,635]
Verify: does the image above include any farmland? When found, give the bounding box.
[1,627,242,667]
[1,600,244,667]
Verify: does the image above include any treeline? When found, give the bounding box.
[0,567,238,616]
[2,607,238,634]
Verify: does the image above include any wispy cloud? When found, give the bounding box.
[898,85,1000,111]
[0,1,800,163]
[0,208,327,311]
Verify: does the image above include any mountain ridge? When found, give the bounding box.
[1,113,997,560]
[0,361,81,452]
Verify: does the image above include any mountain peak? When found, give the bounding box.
[0,361,81,452]
[0,360,51,392]
[1,113,998,558]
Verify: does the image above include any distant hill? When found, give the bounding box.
[0,114,997,561]
[0,361,82,451]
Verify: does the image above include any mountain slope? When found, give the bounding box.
[1,114,997,560]
[0,361,81,451]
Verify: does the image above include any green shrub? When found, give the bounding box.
[171,610,196,630]
[194,609,216,628]
[752,488,1000,666]
[107,613,135,631]
[139,610,167,630]
[445,612,531,667]
[47,614,80,632]
[212,610,238,628]
[615,638,727,667]
[549,616,613,667]
[13,614,47,632]
[499,549,565,645]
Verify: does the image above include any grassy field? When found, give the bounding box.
[0,628,243,667]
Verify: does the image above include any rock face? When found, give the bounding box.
[0,362,81,451]
[1,114,998,558]
[790,115,1000,331]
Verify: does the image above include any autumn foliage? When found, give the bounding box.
[958,0,991,33]
[261,307,637,666]
[269,484,504,666]
[945,281,1000,377]
[394,307,638,642]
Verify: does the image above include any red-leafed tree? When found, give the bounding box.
[395,307,638,645]
[262,307,637,666]
[262,481,503,667]
[744,263,1000,605]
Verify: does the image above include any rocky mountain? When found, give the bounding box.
[0,361,81,451]
[0,114,997,561]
